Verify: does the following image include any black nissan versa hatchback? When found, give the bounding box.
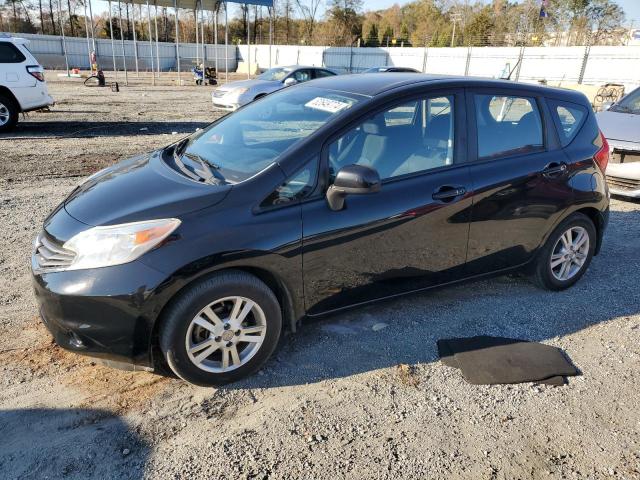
[32,74,610,386]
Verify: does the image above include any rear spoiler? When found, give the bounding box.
[0,33,29,45]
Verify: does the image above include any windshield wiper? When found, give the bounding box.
[170,138,225,185]
[172,141,204,183]
[183,152,223,184]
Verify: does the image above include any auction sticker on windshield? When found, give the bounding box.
[305,97,352,113]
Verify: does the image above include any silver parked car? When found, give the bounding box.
[596,86,640,198]
[211,65,337,111]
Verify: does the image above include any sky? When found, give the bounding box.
[87,0,640,25]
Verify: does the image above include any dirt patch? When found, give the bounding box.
[1,320,168,414]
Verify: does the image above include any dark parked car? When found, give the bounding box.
[32,74,610,386]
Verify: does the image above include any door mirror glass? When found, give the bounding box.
[326,164,381,211]
[283,77,297,87]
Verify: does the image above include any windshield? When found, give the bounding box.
[611,88,640,114]
[258,67,292,81]
[178,87,365,183]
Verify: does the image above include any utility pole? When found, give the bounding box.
[451,12,462,48]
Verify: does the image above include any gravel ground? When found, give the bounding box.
[1,78,639,480]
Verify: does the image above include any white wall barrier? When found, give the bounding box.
[6,32,237,73]
[9,31,640,90]
[238,43,640,90]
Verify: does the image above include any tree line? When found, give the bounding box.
[0,0,629,47]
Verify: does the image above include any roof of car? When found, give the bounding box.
[0,34,28,44]
[305,73,590,104]
[279,65,329,70]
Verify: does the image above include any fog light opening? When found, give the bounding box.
[69,332,84,348]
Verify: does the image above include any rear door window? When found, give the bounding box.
[474,94,544,159]
[548,100,587,146]
[0,43,26,63]
[314,69,335,79]
[292,69,312,82]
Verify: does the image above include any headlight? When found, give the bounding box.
[227,87,249,96]
[63,218,181,271]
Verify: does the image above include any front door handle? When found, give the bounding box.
[432,186,466,201]
[542,162,568,177]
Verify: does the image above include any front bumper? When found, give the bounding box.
[211,92,240,111]
[606,160,640,198]
[31,258,170,369]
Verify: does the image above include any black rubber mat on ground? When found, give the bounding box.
[437,336,579,385]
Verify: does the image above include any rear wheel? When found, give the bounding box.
[531,213,596,291]
[159,270,282,386]
[0,94,19,132]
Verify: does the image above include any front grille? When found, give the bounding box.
[34,232,76,270]
[606,175,640,191]
[611,150,640,164]
[212,89,227,98]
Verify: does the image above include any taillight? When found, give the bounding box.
[593,130,609,173]
[26,65,45,82]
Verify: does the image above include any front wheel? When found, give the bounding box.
[531,213,596,291]
[159,270,282,386]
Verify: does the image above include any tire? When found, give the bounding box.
[83,75,100,87]
[531,213,596,291]
[159,270,282,386]
[0,94,19,132]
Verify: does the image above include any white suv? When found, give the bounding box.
[0,34,54,132]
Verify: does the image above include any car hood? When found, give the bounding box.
[216,79,281,92]
[63,150,231,226]
[596,110,640,144]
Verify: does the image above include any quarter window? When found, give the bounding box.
[0,43,26,63]
[261,160,318,208]
[474,94,543,159]
[549,101,587,146]
[329,95,455,180]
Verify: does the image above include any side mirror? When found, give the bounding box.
[326,164,381,211]
[600,101,613,111]
[283,77,297,87]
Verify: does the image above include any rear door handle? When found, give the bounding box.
[542,162,568,177]
[432,186,466,201]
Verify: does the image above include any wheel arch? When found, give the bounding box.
[149,265,300,372]
[572,206,607,255]
[0,86,21,111]
[532,205,607,272]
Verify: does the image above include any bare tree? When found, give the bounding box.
[67,0,75,36]
[38,0,45,33]
[48,0,57,34]
[294,0,321,42]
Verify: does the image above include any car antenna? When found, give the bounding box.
[505,57,522,81]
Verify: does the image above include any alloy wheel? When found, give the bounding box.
[550,226,589,281]
[185,296,267,373]
[0,102,9,126]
